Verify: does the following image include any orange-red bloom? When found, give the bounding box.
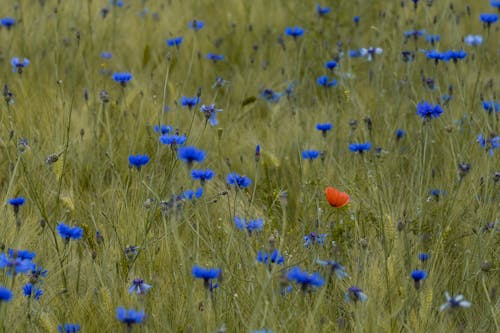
[325,187,350,208]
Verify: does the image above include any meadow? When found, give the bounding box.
[0,0,498,332]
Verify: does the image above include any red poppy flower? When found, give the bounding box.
[325,187,350,208]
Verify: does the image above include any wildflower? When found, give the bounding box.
[439,292,471,311]
[188,19,204,31]
[29,264,48,285]
[401,50,415,62]
[128,154,150,170]
[345,286,368,302]
[159,134,187,146]
[348,142,372,154]
[458,162,471,179]
[359,47,382,61]
[444,49,467,63]
[477,134,500,156]
[0,286,13,302]
[116,307,145,327]
[227,172,252,189]
[166,37,183,47]
[316,259,350,279]
[480,13,499,28]
[260,88,282,103]
[317,75,337,88]
[255,144,261,162]
[153,124,173,135]
[304,233,327,247]
[492,0,500,9]
[316,123,332,137]
[411,270,427,289]
[325,186,350,208]
[234,216,264,234]
[426,49,443,63]
[58,324,81,333]
[325,60,337,71]
[112,72,133,87]
[191,169,215,184]
[8,197,25,214]
[100,52,112,59]
[252,330,274,333]
[416,101,444,119]
[0,17,15,29]
[286,266,324,291]
[128,278,152,295]
[56,222,83,242]
[301,150,320,160]
[284,26,304,39]
[11,57,29,73]
[404,29,425,40]
[464,34,483,46]
[482,101,500,113]
[180,188,203,200]
[22,283,43,300]
[0,252,33,275]
[428,189,447,201]
[124,245,139,260]
[316,4,331,16]
[206,53,224,63]
[8,249,35,261]
[353,16,360,24]
[180,96,200,109]
[192,265,221,290]
[418,253,430,262]
[395,128,405,140]
[200,104,222,125]
[257,249,284,265]
[425,34,440,45]
[178,146,206,166]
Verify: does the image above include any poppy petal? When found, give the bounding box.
[325,187,350,208]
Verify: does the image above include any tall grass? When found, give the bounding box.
[0,0,498,332]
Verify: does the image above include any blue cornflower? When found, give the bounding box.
[404,29,425,39]
[260,89,282,103]
[153,124,173,135]
[482,101,500,113]
[349,142,372,154]
[359,47,383,61]
[180,96,200,109]
[0,286,13,302]
[395,128,405,140]
[180,188,203,200]
[234,216,264,234]
[426,49,443,63]
[128,278,152,295]
[29,264,48,284]
[8,249,35,261]
[492,0,500,9]
[348,49,363,58]
[345,286,368,302]
[252,330,274,333]
[325,60,337,71]
[284,26,304,38]
[480,13,499,27]
[178,146,206,166]
[116,307,145,327]
[316,259,350,279]
[257,249,284,265]
[304,232,327,247]
[416,101,444,119]
[0,17,16,29]
[200,104,222,125]
[191,169,215,184]
[428,189,447,200]
[166,37,183,47]
[477,134,500,156]
[418,253,430,262]
[464,34,483,46]
[128,154,150,170]
[317,75,337,88]
[227,172,252,189]
[316,4,331,16]
[316,123,333,136]
[444,49,467,63]
[58,324,81,333]
[425,34,440,45]
[353,16,360,24]
[159,134,187,146]
[192,265,221,290]
[100,52,112,59]
[112,72,133,86]
[110,0,124,7]
[0,253,33,275]
[11,57,29,73]
[188,20,204,31]
[301,150,320,160]
[439,292,471,311]
[206,53,224,63]
[255,144,261,162]
[56,223,83,241]
[287,267,325,291]
[8,197,25,214]
[411,270,427,289]
[23,283,43,300]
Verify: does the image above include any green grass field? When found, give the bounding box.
[0,0,498,332]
